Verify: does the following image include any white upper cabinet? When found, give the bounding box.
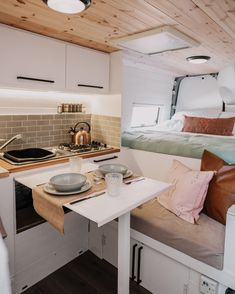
[0,25,66,90]
[0,25,110,94]
[66,44,110,93]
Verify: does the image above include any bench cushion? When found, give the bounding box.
[131,200,225,270]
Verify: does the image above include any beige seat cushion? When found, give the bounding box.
[131,200,225,270]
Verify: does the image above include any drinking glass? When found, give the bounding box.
[105,173,123,197]
[69,156,83,173]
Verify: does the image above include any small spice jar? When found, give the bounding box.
[57,104,62,113]
[63,104,69,112]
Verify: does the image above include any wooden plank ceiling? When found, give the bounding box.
[0,0,235,75]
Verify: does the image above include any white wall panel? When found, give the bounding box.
[176,75,222,111]
[218,64,235,104]
[122,65,174,130]
[0,89,121,117]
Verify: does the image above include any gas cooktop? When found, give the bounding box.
[58,141,108,153]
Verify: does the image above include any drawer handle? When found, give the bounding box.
[93,156,118,163]
[137,246,143,284]
[77,83,104,89]
[0,217,7,239]
[131,243,138,281]
[17,76,55,83]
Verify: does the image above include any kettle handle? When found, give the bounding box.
[74,121,91,133]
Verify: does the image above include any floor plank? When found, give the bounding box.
[23,251,151,294]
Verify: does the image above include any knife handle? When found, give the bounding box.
[70,192,105,205]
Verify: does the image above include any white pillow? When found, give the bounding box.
[171,109,221,121]
[158,119,183,131]
[130,119,183,132]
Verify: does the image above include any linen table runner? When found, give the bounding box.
[32,173,106,233]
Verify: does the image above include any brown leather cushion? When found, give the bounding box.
[182,116,235,136]
[201,150,235,224]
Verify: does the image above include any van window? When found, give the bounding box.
[130,103,161,128]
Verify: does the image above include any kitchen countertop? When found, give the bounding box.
[0,147,120,175]
[0,166,10,178]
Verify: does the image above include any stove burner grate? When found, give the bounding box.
[58,141,108,154]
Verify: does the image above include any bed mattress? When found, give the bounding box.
[122,130,235,163]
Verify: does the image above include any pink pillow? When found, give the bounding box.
[157,160,214,224]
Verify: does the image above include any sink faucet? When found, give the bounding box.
[0,134,22,150]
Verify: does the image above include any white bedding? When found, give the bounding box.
[129,109,235,139]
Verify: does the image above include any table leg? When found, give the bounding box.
[118,211,130,294]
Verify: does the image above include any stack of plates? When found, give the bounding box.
[95,163,133,179]
[43,173,92,196]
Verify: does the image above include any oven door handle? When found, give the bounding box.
[0,217,7,239]
[131,243,138,281]
[137,246,143,284]
[93,155,118,163]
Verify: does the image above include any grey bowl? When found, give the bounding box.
[49,173,87,192]
[99,163,128,176]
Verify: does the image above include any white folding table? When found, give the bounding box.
[64,178,170,294]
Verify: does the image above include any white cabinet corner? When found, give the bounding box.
[66,44,110,94]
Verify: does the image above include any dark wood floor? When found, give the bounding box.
[23,251,151,294]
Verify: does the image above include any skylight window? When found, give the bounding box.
[130,103,161,128]
[111,26,199,55]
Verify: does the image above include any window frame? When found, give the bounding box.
[130,103,162,128]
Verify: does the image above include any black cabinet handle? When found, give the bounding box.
[131,243,138,281]
[93,155,118,163]
[137,246,143,284]
[77,83,104,89]
[0,217,7,239]
[17,76,55,83]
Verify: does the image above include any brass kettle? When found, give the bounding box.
[69,122,91,145]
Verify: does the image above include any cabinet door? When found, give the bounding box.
[102,222,190,293]
[15,213,88,293]
[139,245,189,294]
[66,44,110,93]
[0,176,15,278]
[102,221,118,267]
[0,25,66,90]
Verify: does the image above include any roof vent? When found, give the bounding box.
[111,26,200,55]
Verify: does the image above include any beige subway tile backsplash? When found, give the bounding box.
[0,113,90,151]
[7,121,22,127]
[16,115,30,121]
[37,120,50,126]
[0,113,120,150]
[0,122,7,128]
[28,115,42,120]
[91,114,121,148]
[0,115,13,121]
[22,120,37,126]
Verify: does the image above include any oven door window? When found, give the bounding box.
[15,181,45,233]
[15,181,70,233]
